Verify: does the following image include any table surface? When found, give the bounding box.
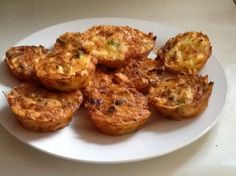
[0,0,236,175]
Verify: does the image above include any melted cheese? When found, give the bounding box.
[164,32,211,74]
[150,78,194,107]
[43,52,91,76]
[84,35,128,61]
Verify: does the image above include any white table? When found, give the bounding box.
[0,0,235,175]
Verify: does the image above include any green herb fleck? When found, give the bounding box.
[107,39,120,47]
[74,50,85,59]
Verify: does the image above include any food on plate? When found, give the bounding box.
[6,83,83,132]
[5,45,48,81]
[157,32,212,75]
[3,24,214,135]
[148,74,213,120]
[52,32,83,53]
[117,57,165,92]
[84,71,151,135]
[35,50,96,91]
[82,25,156,68]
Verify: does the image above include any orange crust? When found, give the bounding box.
[6,83,83,132]
[117,58,164,92]
[157,32,212,75]
[35,51,96,91]
[52,32,83,53]
[84,71,151,135]
[5,46,48,81]
[148,75,213,120]
[82,25,156,68]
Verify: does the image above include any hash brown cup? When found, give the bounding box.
[84,71,151,135]
[82,25,156,68]
[148,74,213,120]
[157,32,212,75]
[5,45,48,81]
[6,83,83,132]
[35,50,96,91]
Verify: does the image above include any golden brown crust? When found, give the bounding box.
[84,71,151,135]
[82,25,156,68]
[6,83,83,132]
[157,32,212,75]
[148,75,213,120]
[82,68,115,104]
[35,50,96,91]
[5,46,48,81]
[52,32,83,53]
[117,58,165,92]
[86,68,113,88]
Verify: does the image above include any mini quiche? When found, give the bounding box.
[148,75,213,120]
[81,25,156,68]
[157,32,212,75]
[84,71,151,135]
[6,83,83,132]
[52,32,83,53]
[5,46,48,81]
[117,57,165,92]
[35,50,96,91]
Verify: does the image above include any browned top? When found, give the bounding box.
[5,45,48,80]
[35,50,95,80]
[117,58,165,92]
[82,25,156,67]
[52,32,83,53]
[149,75,213,108]
[157,32,212,75]
[6,83,83,122]
[84,71,150,124]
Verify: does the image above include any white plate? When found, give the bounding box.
[0,18,228,164]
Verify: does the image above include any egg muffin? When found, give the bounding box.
[35,50,96,91]
[148,75,213,120]
[6,83,83,132]
[157,32,212,75]
[117,57,165,92]
[82,25,156,68]
[5,45,48,81]
[84,71,151,135]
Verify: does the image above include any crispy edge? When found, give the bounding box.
[157,32,212,75]
[82,25,156,68]
[35,52,97,92]
[4,45,48,81]
[148,75,214,120]
[84,72,151,135]
[6,83,83,132]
